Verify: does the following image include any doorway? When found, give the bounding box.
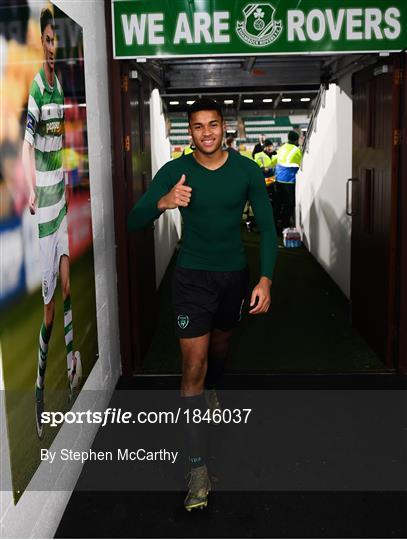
[108,51,405,374]
[107,57,157,374]
[350,56,403,366]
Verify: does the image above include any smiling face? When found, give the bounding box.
[41,24,55,72]
[188,110,224,156]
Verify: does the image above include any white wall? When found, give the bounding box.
[0,1,120,537]
[150,89,181,288]
[296,77,353,298]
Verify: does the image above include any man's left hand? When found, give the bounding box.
[249,277,272,315]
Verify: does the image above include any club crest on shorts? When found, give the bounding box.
[236,4,282,47]
[177,315,189,330]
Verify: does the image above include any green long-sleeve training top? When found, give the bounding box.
[128,151,278,279]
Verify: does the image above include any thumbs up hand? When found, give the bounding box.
[157,174,192,211]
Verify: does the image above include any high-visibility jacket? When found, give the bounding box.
[254,151,275,186]
[183,145,194,155]
[270,143,302,184]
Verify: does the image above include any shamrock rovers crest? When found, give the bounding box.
[177,315,189,330]
[236,4,282,47]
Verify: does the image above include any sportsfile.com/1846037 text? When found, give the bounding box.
[40,407,252,427]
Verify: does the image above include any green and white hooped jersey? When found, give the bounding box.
[25,67,66,238]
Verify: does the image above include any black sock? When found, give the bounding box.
[205,355,226,389]
[181,393,207,468]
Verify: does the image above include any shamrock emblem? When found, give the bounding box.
[253,7,265,30]
[236,3,283,47]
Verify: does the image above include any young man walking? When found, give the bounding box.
[128,98,278,510]
[22,8,81,439]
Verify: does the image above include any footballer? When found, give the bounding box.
[22,8,81,439]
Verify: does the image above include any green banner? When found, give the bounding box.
[112,0,406,58]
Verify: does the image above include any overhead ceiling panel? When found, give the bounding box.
[163,56,323,90]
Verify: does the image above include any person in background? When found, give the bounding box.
[251,142,263,160]
[245,140,264,230]
[271,130,303,232]
[182,143,195,155]
[254,139,277,211]
[225,136,238,153]
[254,139,276,180]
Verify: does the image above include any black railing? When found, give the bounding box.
[302,84,327,157]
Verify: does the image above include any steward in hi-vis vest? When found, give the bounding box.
[183,144,195,155]
[270,133,302,184]
[270,130,302,232]
[254,139,276,187]
[253,139,277,222]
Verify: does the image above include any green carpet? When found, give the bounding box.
[141,229,383,373]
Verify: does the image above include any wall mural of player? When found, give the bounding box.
[0,1,98,500]
[22,8,82,440]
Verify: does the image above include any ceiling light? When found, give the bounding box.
[244,99,253,103]
[282,98,292,102]
[224,99,234,104]
[263,98,273,103]
[300,97,311,102]
[169,101,179,105]
[186,100,195,105]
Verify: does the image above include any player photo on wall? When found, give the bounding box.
[0,1,98,500]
